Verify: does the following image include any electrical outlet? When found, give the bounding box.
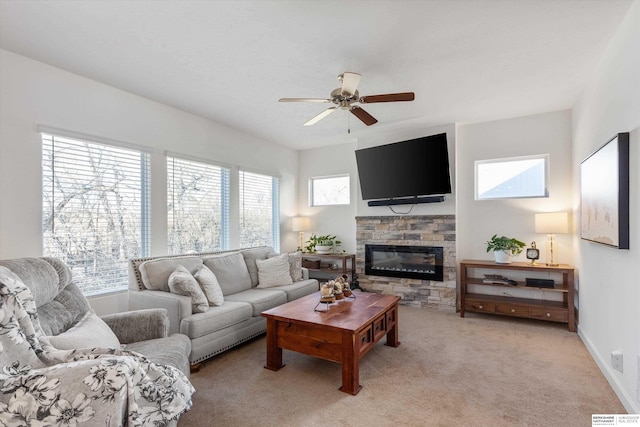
[611,350,623,373]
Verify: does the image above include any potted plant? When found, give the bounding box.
[486,234,526,264]
[304,234,342,254]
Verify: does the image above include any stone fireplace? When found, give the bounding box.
[356,215,456,311]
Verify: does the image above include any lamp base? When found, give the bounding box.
[545,234,559,267]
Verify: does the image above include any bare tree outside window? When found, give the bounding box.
[42,133,150,294]
[167,157,230,254]
[310,175,350,206]
[239,170,279,251]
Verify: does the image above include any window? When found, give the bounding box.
[309,174,350,206]
[167,156,230,254]
[42,132,150,295]
[239,170,280,251]
[475,154,549,200]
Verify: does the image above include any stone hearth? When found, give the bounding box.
[355,215,456,311]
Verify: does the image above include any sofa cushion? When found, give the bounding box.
[179,301,253,338]
[125,333,191,378]
[44,311,121,350]
[241,246,274,286]
[168,266,209,313]
[271,279,319,301]
[139,256,203,292]
[194,265,224,306]
[202,252,252,296]
[256,254,293,288]
[225,289,287,316]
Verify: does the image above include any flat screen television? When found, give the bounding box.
[355,133,452,202]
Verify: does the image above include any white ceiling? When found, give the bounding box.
[0,0,633,150]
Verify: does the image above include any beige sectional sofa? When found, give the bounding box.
[128,246,319,367]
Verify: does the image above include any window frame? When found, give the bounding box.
[474,154,549,200]
[309,174,351,207]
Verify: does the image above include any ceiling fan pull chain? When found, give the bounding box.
[348,111,351,134]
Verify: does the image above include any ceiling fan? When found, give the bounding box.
[279,72,415,127]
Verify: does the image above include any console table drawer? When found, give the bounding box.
[465,300,496,313]
[529,307,568,322]
[495,303,528,317]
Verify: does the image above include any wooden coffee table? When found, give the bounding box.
[261,291,400,395]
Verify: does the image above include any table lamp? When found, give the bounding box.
[291,217,310,251]
[535,212,569,266]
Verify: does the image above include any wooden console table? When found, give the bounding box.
[460,259,575,332]
[262,291,400,395]
[301,253,356,284]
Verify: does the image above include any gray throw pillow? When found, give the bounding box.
[194,265,224,307]
[168,265,209,313]
[288,252,303,281]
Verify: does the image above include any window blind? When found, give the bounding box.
[239,170,280,251]
[41,133,150,295]
[167,156,230,253]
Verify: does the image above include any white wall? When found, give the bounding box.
[456,110,574,264]
[297,124,456,255]
[297,141,358,254]
[0,49,299,314]
[571,0,639,413]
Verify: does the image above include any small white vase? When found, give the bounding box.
[494,250,512,264]
[315,245,332,254]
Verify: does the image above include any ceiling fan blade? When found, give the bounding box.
[279,98,331,103]
[359,92,415,103]
[341,72,361,96]
[350,106,378,126]
[304,107,337,126]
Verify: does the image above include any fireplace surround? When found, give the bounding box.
[356,215,456,311]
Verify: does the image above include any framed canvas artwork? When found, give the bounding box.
[580,132,630,249]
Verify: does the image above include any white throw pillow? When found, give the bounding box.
[168,265,209,313]
[268,252,303,282]
[256,253,293,288]
[194,265,224,306]
[45,311,121,350]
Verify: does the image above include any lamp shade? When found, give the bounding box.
[535,212,569,234]
[291,217,310,232]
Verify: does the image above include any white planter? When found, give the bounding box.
[315,245,333,254]
[493,250,512,264]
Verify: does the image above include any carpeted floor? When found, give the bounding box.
[179,305,624,426]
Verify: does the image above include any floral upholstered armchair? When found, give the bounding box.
[0,257,195,426]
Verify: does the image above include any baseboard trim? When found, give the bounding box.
[578,325,639,414]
